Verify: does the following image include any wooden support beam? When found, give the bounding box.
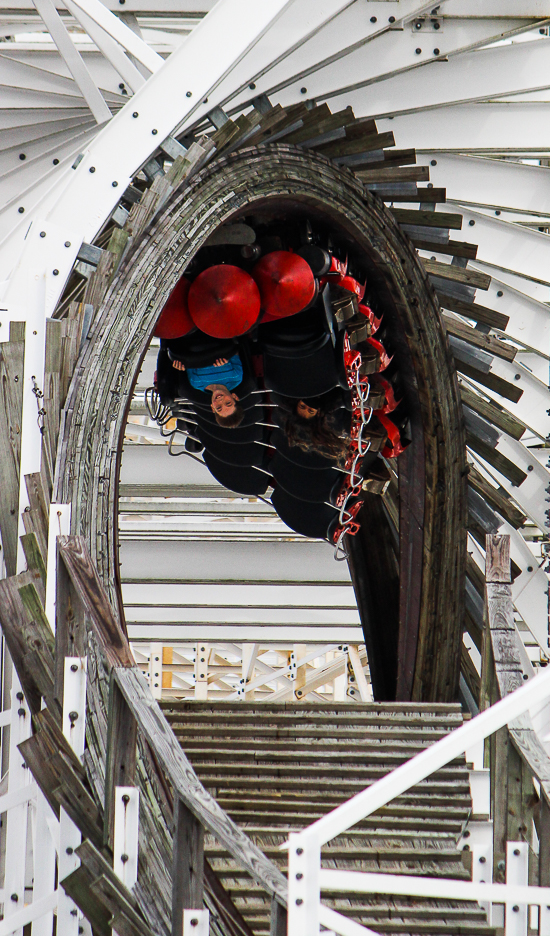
[172,798,204,936]
[443,314,517,362]
[460,385,526,441]
[424,259,491,291]
[392,208,463,230]
[458,362,523,405]
[55,540,88,708]
[412,237,478,260]
[436,292,509,331]
[270,897,287,936]
[57,536,133,668]
[467,433,527,488]
[20,531,47,585]
[0,326,25,575]
[0,569,53,715]
[104,674,137,850]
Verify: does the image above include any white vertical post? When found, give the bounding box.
[194,642,209,701]
[472,842,493,923]
[31,790,59,936]
[287,832,320,936]
[45,504,72,631]
[3,676,33,936]
[241,643,258,700]
[113,787,139,887]
[149,643,163,699]
[333,647,349,702]
[58,657,87,935]
[505,841,528,936]
[348,645,370,702]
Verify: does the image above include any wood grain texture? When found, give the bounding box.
[103,675,137,849]
[486,534,512,583]
[172,798,204,935]
[0,332,24,574]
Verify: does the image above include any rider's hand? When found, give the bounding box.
[214,358,228,366]
[172,360,186,371]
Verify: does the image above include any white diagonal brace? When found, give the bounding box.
[63,0,148,93]
[32,0,112,124]
[64,0,163,74]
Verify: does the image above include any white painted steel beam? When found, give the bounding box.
[31,0,112,123]
[322,39,550,120]
[127,624,364,643]
[377,103,550,155]
[420,154,550,216]
[121,583,358,606]
[263,18,537,114]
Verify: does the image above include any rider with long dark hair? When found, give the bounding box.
[275,391,351,462]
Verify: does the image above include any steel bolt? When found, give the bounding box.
[388,15,395,22]
[431,159,437,166]
[122,794,130,804]
[296,898,303,906]
[496,290,503,297]
[249,82,256,89]
[370,16,377,22]
[121,853,129,863]
[53,269,59,275]
[300,87,307,94]
[71,663,78,672]
[16,691,24,701]
[89,166,95,173]
[69,710,79,722]
[40,231,46,238]
[65,241,71,247]
[415,47,422,54]
[17,707,26,717]
[70,909,78,917]
[112,181,118,187]
[296,848,303,856]
[433,48,440,55]
[10,894,18,902]
[479,856,486,863]
[190,920,199,928]
[19,153,26,160]
[469,219,475,226]
[18,206,25,213]
[513,848,520,856]
[186,91,192,97]
[152,128,158,135]
[296,872,303,880]
[53,158,59,165]
[66,847,74,855]
[132,112,139,118]
[513,906,520,913]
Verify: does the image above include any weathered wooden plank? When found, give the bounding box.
[114,666,288,904]
[0,570,52,713]
[458,361,523,404]
[91,875,155,936]
[104,675,137,849]
[460,385,525,440]
[358,165,429,184]
[423,260,490,290]
[468,434,527,487]
[317,129,395,159]
[270,897,287,936]
[443,314,516,361]
[20,531,47,585]
[412,237,478,260]
[61,864,112,936]
[172,798,204,936]
[203,860,255,936]
[0,331,25,574]
[436,291,509,330]
[540,797,550,886]
[468,467,526,530]
[392,208,462,230]
[58,536,133,667]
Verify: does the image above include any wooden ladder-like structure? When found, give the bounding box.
[162,700,493,936]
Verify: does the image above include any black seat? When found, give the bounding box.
[270,428,338,470]
[263,330,348,398]
[271,451,341,503]
[203,452,271,495]
[193,417,266,445]
[163,332,238,368]
[200,435,269,467]
[271,487,339,539]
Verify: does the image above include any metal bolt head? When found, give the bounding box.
[433,48,440,55]
[18,206,25,213]
[70,908,78,917]
[513,906,520,913]
[68,710,79,723]
[296,847,303,855]
[469,219,475,226]
[388,15,395,22]
[496,290,503,297]
[53,269,59,275]
[40,231,46,238]
[66,847,74,855]
[16,691,24,701]
[498,860,506,870]
[70,663,78,672]
[296,872,303,880]
[53,158,59,165]
[65,241,71,247]
[152,128,158,135]
[479,856,486,863]
[190,920,199,928]
[370,15,377,22]
[121,853,129,863]
[300,87,307,94]
[17,707,26,717]
[296,898,303,906]
[132,111,139,118]
[10,894,18,902]
[186,91,192,97]
[513,848,520,856]
[89,166,95,173]
[122,793,130,804]
[112,181,118,187]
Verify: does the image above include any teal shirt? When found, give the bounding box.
[186,354,243,392]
